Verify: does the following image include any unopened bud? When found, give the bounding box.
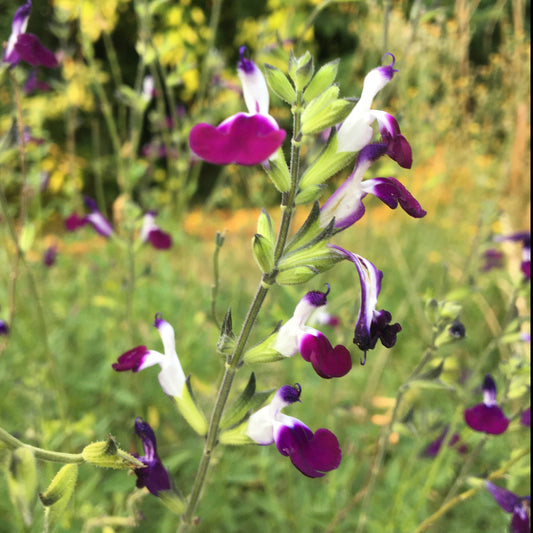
[82,436,144,469]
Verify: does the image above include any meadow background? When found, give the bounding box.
[0,0,530,532]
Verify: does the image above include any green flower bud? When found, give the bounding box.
[41,464,78,533]
[295,184,325,205]
[263,149,290,192]
[303,58,340,102]
[302,84,340,120]
[253,234,275,273]
[7,448,37,526]
[82,436,145,469]
[435,320,466,348]
[293,51,314,91]
[425,298,440,324]
[256,209,276,244]
[264,64,296,104]
[173,378,208,436]
[301,98,354,136]
[440,301,463,321]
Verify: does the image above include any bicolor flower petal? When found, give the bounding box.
[495,231,531,281]
[140,211,172,250]
[246,384,342,478]
[133,418,172,496]
[330,246,401,364]
[464,374,509,435]
[64,197,113,238]
[4,1,58,68]
[189,47,286,166]
[112,314,186,398]
[273,287,352,378]
[320,143,425,231]
[336,54,401,153]
[485,481,530,533]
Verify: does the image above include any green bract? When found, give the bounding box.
[303,58,340,102]
[253,233,275,273]
[174,378,209,436]
[263,148,291,192]
[264,64,296,104]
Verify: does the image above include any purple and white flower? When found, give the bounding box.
[485,481,530,533]
[112,314,186,398]
[320,143,426,231]
[140,211,172,250]
[495,231,531,281]
[330,246,401,364]
[133,418,172,496]
[189,47,286,166]
[464,374,509,435]
[335,54,410,166]
[246,384,342,478]
[3,1,58,68]
[423,426,468,457]
[273,287,352,378]
[64,197,113,238]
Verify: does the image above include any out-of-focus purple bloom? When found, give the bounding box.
[42,244,58,267]
[113,314,186,398]
[4,1,58,68]
[464,374,510,435]
[336,54,411,166]
[309,306,340,328]
[0,320,9,336]
[64,197,113,238]
[330,246,401,364]
[481,249,505,272]
[273,287,352,378]
[24,70,51,93]
[140,211,172,250]
[495,232,531,281]
[520,407,530,428]
[133,418,172,496]
[320,143,425,232]
[189,47,286,165]
[485,481,531,533]
[423,426,468,457]
[246,384,342,478]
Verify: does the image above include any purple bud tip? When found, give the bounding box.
[279,383,302,404]
[483,374,497,395]
[153,312,164,328]
[305,290,329,307]
[238,45,254,73]
[83,196,98,211]
[382,52,396,69]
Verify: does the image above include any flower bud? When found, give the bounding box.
[264,64,296,104]
[293,52,314,91]
[424,298,439,324]
[82,436,145,469]
[263,149,291,192]
[303,58,340,102]
[256,209,276,244]
[435,320,466,348]
[253,234,275,273]
[301,98,354,136]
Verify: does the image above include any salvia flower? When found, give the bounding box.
[133,418,172,496]
[42,244,58,267]
[189,46,286,165]
[320,143,426,231]
[273,287,352,378]
[520,407,530,428]
[336,53,410,163]
[481,248,505,272]
[3,1,58,68]
[246,384,342,478]
[485,481,531,533]
[423,426,468,457]
[330,246,401,364]
[495,231,531,281]
[140,211,172,250]
[65,197,113,238]
[112,314,186,398]
[0,320,9,336]
[464,374,509,435]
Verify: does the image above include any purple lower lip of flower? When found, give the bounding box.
[112,346,149,372]
[189,112,286,165]
[275,423,342,478]
[486,482,531,533]
[299,332,352,378]
[13,33,58,68]
[64,213,89,231]
[134,418,172,496]
[464,401,510,435]
[520,407,530,427]
[147,228,172,250]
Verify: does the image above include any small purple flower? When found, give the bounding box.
[140,211,172,250]
[495,232,531,281]
[42,244,58,267]
[485,481,530,533]
[336,54,410,162]
[189,47,286,165]
[330,246,401,364]
[273,287,352,378]
[520,407,530,428]
[423,426,468,457]
[112,314,186,397]
[320,143,425,232]
[246,384,342,478]
[481,249,505,272]
[0,320,9,336]
[464,374,510,435]
[3,1,58,68]
[24,70,51,93]
[64,197,113,238]
[133,418,172,496]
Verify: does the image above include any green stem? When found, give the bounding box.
[0,427,84,464]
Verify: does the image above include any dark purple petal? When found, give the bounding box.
[112,346,149,372]
[24,70,50,93]
[275,423,341,478]
[278,383,302,405]
[0,320,9,336]
[147,228,172,250]
[189,113,286,166]
[520,407,530,427]
[482,373,498,406]
[521,260,531,281]
[511,501,531,533]
[303,286,329,307]
[64,213,88,231]
[134,418,172,496]
[14,33,58,68]
[464,403,509,435]
[486,481,524,514]
[299,333,352,378]
[481,249,505,272]
[43,245,58,267]
[361,177,426,218]
[424,427,466,457]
